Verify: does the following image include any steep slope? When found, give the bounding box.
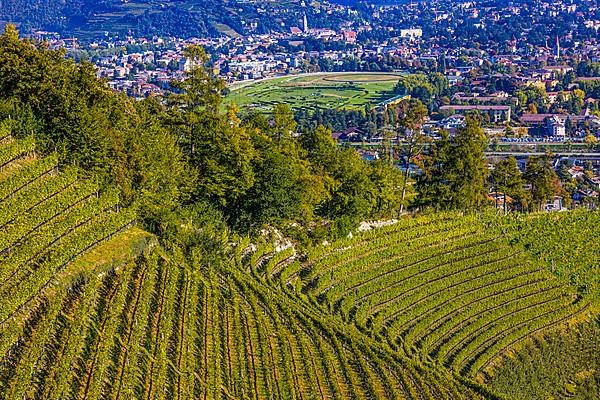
[0,129,139,388]
[0,244,493,399]
[269,212,595,380]
[0,130,489,400]
[1,127,597,399]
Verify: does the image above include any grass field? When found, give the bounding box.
[227,72,404,112]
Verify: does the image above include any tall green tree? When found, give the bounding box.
[448,115,489,210]
[168,44,225,158]
[394,99,428,212]
[417,116,488,210]
[272,103,297,143]
[524,155,560,211]
[416,129,453,208]
[489,156,527,212]
[125,99,196,230]
[168,45,256,211]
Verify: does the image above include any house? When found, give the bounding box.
[437,114,466,130]
[572,189,598,202]
[487,192,514,211]
[545,116,566,137]
[588,176,600,190]
[332,127,366,142]
[357,149,379,161]
[544,66,573,75]
[342,30,357,44]
[400,28,423,39]
[522,114,600,137]
[544,196,564,211]
[567,166,585,179]
[438,105,511,123]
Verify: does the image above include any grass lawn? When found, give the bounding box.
[226,72,404,113]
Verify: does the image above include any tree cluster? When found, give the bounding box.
[393,73,450,111]
[0,27,404,246]
[0,26,570,249]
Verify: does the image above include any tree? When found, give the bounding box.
[321,147,376,233]
[447,115,489,210]
[0,25,141,185]
[585,134,598,150]
[168,45,256,211]
[394,99,428,212]
[300,125,337,168]
[528,103,538,114]
[429,72,449,98]
[272,103,297,143]
[168,44,225,158]
[112,98,196,231]
[370,160,404,216]
[417,116,488,210]
[565,117,575,136]
[234,146,305,228]
[416,130,453,208]
[394,74,435,105]
[489,156,526,212]
[524,155,560,211]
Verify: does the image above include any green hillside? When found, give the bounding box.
[0,140,486,398]
[0,136,488,398]
[0,27,599,400]
[2,137,598,398]
[0,247,492,399]
[276,212,596,379]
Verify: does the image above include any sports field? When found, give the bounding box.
[226,72,404,112]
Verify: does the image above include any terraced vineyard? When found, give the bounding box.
[1,131,597,399]
[0,129,137,357]
[0,132,489,399]
[270,213,595,380]
[501,211,600,305]
[0,244,488,399]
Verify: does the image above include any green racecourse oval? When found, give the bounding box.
[226,72,406,112]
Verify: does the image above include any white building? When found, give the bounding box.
[400,28,423,39]
[545,116,566,137]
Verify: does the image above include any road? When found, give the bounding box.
[485,152,600,158]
